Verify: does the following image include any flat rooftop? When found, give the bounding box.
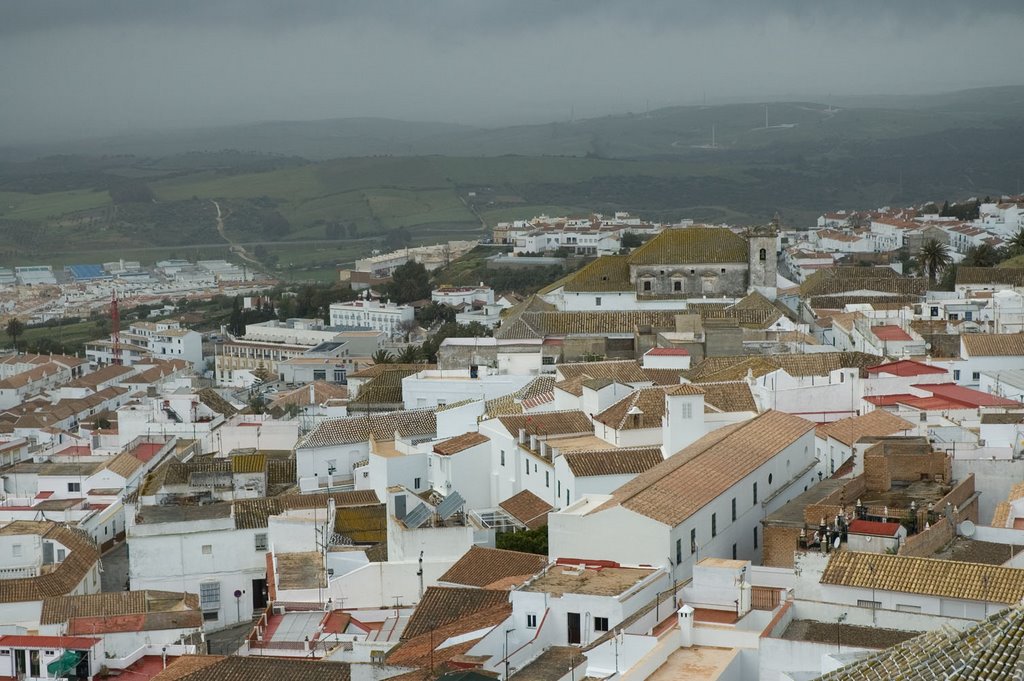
[765,479,845,527]
[523,564,655,597]
[647,646,740,681]
[134,503,232,524]
[276,551,326,590]
[781,620,919,649]
[858,479,951,508]
[931,537,1024,566]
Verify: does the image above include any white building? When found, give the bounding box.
[85,320,203,369]
[548,410,817,581]
[329,299,415,339]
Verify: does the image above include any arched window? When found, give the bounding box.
[759,248,767,261]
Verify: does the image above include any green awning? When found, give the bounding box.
[46,650,81,677]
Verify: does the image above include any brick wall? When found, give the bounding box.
[763,525,802,568]
[863,442,951,492]
[864,452,890,492]
[934,474,979,524]
[898,517,953,557]
[804,477,867,526]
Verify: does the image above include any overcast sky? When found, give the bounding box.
[2,0,1023,144]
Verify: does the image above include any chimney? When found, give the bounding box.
[662,388,705,458]
[518,428,527,444]
[530,434,539,451]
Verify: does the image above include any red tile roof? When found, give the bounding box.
[872,325,913,341]
[0,635,99,648]
[646,348,690,356]
[866,360,947,377]
[848,519,902,536]
[912,383,1022,408]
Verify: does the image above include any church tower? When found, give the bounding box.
[747,227,777,298]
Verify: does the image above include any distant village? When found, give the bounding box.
[3,198,1024,681]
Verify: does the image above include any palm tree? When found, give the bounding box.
[396,345,422,364]
[5,318,24,352]
[1008,228,1024,257]
[371,349,394,365]
[916,239,951,284]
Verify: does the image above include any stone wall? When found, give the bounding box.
[631,262,749,298]
[899,517,953,557]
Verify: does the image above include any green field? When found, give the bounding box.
[0,189,112,221]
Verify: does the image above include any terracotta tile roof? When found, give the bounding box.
[956,266,1024,286]
[334,504,386,544]
[40,590,199,625]
[439,546,548,588]
[349,367,419,406]
[557,360,652,384]
[560,255,632,292]
[496,310,678,340]
[815,604,1024,681]
[433,432,490,455]
[799,267,926,297]
[606,410,814,526]
[642,368,684,386]
[196,388,239,417]
[563,448,664,477]
[0,521,100,603]
[151,656,351,681]
[499,490,554,530]
[809,294,920,309]
[496,410,593,438]
[230,452,266,474]
[628,226,748,264]
[516,376,556,401]
[687,356,781,383]
[821,551,1024,604]
[484,392,524,417]
[698,381,758,413]
[817,410,915,447]
[300,409,436,448]
[595,387,674,430]
[105,451,144,478]
[65,364,136,389]
[962,333,1024,357]
[233,490,380,530]
[0,362,65,390]
[400,586,510,641]
[388,599,511,669]
[684,352,880,382]
[269,382,349,410]
[348,363,434,379]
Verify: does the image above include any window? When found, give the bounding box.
[255,533,268,551]
[768,473,773,485]
[753,526,759,549]
[965,310,973,321]
[732,543,737,559]
[542,356,555,365]
[526,461,530,475]
[500,450,505,466]
[313,369,327,381]
[56,549,66,562]
[557,481,561,497]
[731,498,737,522]
[953,370,961,381]
[711,513,717,537]
[919,411,927,422]
[200,581,221,613]
[526,613,538,629]
[643,280,652,292]
[930,306,939,317]
[972,372,980,381]
[414,477,421,490]
[545,471,550,488]
[594,617,609,632]
[896,604,922,613]
[202,544,213,555]
[12,544,22,558]
[673,281,682,292]
[68,482,81,493]
[676,538,682,564]
[856,599,881,609]
[759,248,767,261]
[752,482,758,505]
[595,297,602,306]
[334,369,346,383]
[680,402,692,419]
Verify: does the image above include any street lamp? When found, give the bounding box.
[504,629,515,680]
[836,613,847,652]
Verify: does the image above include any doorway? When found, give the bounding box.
[567,612,581,645]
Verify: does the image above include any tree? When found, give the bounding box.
[384,261,431,304]
[396,345,422,363]
[496,525,547,555]
[5,318,24,350]
[620,231,643,250]
[397,319,419,342]
[1008,229,1024,257]
[416,302,456,328]
[371,349,394,364]
[962,243,1002,268]
[916,239,951,284]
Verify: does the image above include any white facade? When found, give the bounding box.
[402,369,533,410]
[329,299,414,339]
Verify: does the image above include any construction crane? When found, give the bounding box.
[111,290,122,366]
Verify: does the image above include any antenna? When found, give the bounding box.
[111,290,121,366]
